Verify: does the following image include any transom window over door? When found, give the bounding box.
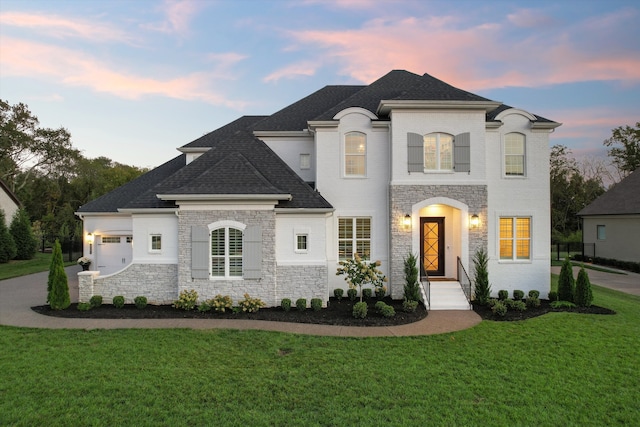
[344,132,366,176]
[499,217,531,260]
[211,227,243,277]
[505,133,525,176]
[424,133,453,170]
[338,217,371,260]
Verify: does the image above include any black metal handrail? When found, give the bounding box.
[420,273,430,309]
[457,256,472,303]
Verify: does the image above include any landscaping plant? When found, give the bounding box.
[347,288,357,301]
[0,210,17,263]
[310,298,322,311]
[238,294,265,313]
[362,288,372,300]
[281,298,292,312]
[498,290,509,301]
[112,296,125,308]
[352,301,367,319]
[173,289,198,310]
[89,295,103,309]
[558,257,575,302]
[209,295,233,313]
[296,298,307,311]
[575,265,594,307]
[336,253,387,303]
[403,253,420,302]
[47,240,70,310]
[9,209,37,260]
[472,248,491,305]
[134,296,147,309]
[513,290,524,301]
[333,288,344,300]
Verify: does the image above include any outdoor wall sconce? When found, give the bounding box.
[86,233,94,254]
[470,214,480,228]
[403,214,412,230]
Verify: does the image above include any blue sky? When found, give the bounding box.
[1,0,638,169]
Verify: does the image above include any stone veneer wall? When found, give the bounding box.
[178,210,279,306]
[389,185,488,299]
[276,265,328,307]
[78,263,178,304]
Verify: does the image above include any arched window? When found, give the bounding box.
[344,132,366,176]
[423,133,453,170]
[505,133,525,176]
[211,226,243,277]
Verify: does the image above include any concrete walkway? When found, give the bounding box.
[0,266,482,337]
[550,265,640,296]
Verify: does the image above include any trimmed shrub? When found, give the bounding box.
[238,293,265,313]
[333,288,344,300]
[347,288,357,301]
[380,304,395,318]
[498,290,509,301]
[352,301,368,319]
[551,300,576,309]
[134,296,147,309]
[48,240,70,310]
[528,290,540,299]
[0,210,17,263]
[296,298,307,310]
[173,289,198,310]
[492,300,507,317]
[112,296,125,308]
[403,253,420,301]
[526,297,541,308]
[513,290,524,301]
[89,295,103,308]
[362,288,372,300]
[472,248,491,305]
[402,299,418,313]
[375,301,387,311]
[310,298,322,311]
[375,286,386,299]
[9,209,37,260]
[77,302,91,311]
[281,298,292,312]
[511,300,527,312]
[575,266,593,307]
[558,257,575,302]
[548,291,558,301]
[209,295,233,313]
[197,302,211,312]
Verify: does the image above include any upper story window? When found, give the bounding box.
[300,153,311,170]
[338,217,371,260]
[424,133,453,170]
[211,227,243,277]
[344,132,366,176]
[505,133,525,176]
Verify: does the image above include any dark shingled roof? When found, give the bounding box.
[181,115,268,148]
[578,170,640,216]
[486,104,555,123]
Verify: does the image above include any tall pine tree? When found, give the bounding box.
[10,209,37,260]
[558,257,575,302]
[575,266,594,307]
[0,210,17,263]
[47,240,70,310]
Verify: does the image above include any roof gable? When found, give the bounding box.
[181,115,267,148]
[578,170,640,216]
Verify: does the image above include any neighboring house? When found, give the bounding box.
[76,70,560,307]
[578,170,640,263]
[0,179,21,224]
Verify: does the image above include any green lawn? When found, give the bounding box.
[1,283,639,426]
[0,253,77,281]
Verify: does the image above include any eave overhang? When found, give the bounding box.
[377,100,503,116]
[531,121,562,130]
[157,193,293,202]
[252,130,312,138]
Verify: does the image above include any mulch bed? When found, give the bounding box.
[32,298,616,326]
[32,297,427,327]
[472,300,616,321]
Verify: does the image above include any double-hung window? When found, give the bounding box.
[499,217,531,260]
[338,217,371,260]
[211,227,243,277]
[424,133,453,170]
[149,234,162,253]
[344,132,366,176]
[505,133,525,176]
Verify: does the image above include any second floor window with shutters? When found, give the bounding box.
[344,132,366,176]
[424,133,453,170]
[211,227,243,277]
[505,133,525,176]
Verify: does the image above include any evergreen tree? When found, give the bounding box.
[9,208,37,260]
[0,209,17,263]
[575,266,593,307]
[473,248,491,305]
[558,257,575,302]
[403,253,420,302]
[47,240,70,310]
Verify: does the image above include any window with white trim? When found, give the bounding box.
[149,234,162,252]
[344,132,366,176]
[499,217,531,260]
[424,133,453,170]
[338,217,371,260]
[300,153,311,170]
[211,227,243,277]
[505,133,525,176]
[296,234,308,252]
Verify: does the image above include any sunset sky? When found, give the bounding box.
[1,0,638,169]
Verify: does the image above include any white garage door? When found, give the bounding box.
[96,235,133,275]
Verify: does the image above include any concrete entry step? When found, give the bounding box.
[429,281,472,310]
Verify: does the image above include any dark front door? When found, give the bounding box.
[421,217,445,277]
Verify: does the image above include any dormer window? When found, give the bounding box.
[344,132,366,176]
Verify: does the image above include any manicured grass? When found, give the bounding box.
[1,284,639,426]
[551,259,626,274]
[0,253,76,281]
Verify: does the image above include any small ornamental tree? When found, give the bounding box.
[575,265,594,307]
[558,257,575,302]
[336,253,387,302]
[9,208,37,260]
[47,240,70,310]
[473,248,491,305]
[403,253,420,302]
[0,209,17,263]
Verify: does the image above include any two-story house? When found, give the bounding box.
[76,70,560,308]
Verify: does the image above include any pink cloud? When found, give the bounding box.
[507,9,556,28]
[0,11,136,43]
[142,0,203,37]
[0,37,246,108]
[263,62,317,82]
